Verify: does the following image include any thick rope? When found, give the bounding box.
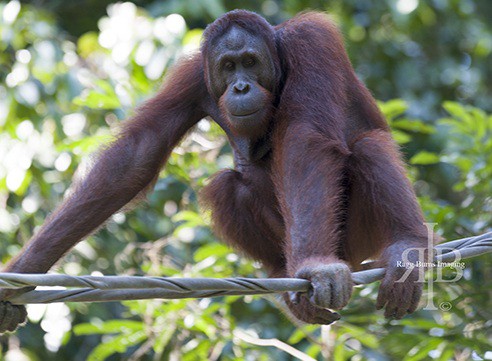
[1,232,491,304]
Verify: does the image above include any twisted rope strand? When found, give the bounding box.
[1,232,490,305]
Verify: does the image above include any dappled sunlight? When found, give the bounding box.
[95,3,191,82]
[40,303,72,352]
[396,0,419,14]
[2,0,20,24]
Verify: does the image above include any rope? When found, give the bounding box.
[1,232,491,305]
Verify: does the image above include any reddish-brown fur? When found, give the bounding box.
[1,10,430,330]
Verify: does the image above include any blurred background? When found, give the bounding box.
[0,0,491,360]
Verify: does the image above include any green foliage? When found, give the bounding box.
[73,80,121,109]
[410,151,440,165]
[74,321,146,361]
[438,101,492,231]
[0,1,491,361]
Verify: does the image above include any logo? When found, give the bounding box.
[395,223,465,310]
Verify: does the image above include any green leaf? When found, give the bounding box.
[379,99,408,120]
[443,101,471,122]
[86,330,146,361]
[403,339,442,361]
[73,320,144,335]
[391,129,411,144]
[392,119,436,134]
[13,169,32,196]
[194,243,231,262]
[286,330,304,344]
[410,151,440,165]
[172,210,206,226]
[437,346,454,361]
[397,318,441,329]
[334,341,356,361]
[74,80,121,109]
[73,90,121,109]
[78,32,101,58]
[182,29,203,49]
[338,324,379,348]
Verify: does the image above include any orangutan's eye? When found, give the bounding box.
[244,58,256,67]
